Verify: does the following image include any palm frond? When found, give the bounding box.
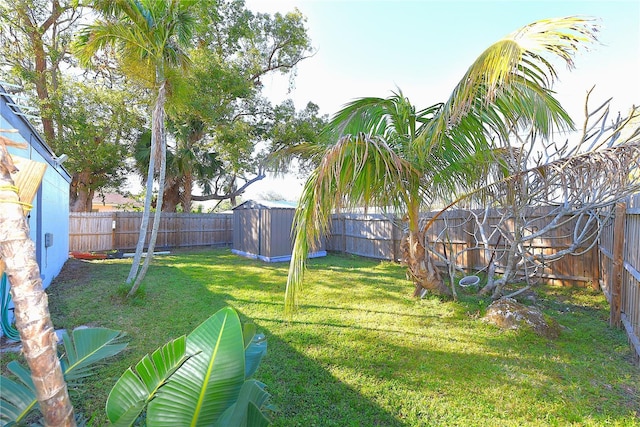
[285,133,422,313]
[449,16,598,123]
[413,16,598,165]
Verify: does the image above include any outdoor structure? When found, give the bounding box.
[0,85,71,288]
[232,200,326,262]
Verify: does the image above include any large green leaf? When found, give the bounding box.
[0,361,38,425]
[61,327,128,383]
[146,307,246,426]
[244,333,266,379]
[105,336,189,426]
[0,327,127,426]
[213,380,272,427]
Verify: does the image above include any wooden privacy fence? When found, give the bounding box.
[69,212,233,252]
[69,203,639,361]
[598,196,640,363]
[328,207,600,287]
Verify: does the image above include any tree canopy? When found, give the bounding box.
[0,0,322,213]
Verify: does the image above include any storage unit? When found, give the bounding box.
[232,200,326,262]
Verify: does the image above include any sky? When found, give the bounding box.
[241,0,640,201]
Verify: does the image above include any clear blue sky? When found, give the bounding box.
[242,0,640,199]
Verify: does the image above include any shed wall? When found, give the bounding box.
[232,203,325,262]
[261,208,295,258]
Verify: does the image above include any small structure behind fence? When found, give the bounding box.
[69,212,233,252]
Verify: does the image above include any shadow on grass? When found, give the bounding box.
[47,256,406,427]
[45,251,640,426]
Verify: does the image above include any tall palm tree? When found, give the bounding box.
[284,17,599,313]
[74,0,196,294]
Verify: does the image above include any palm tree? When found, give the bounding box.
[74,0,196,294]
[284,17,599,313]
[0,137,75,426]
[133,123,223,213]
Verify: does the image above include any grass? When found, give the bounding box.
[15,248,640,425]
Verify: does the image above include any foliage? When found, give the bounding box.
[105,306,270,426]
[0,327,127,425]
[59,80,144,210]
[0,0,145,211]
[0,0,322,213]
[157,1,321,211]
[43,249,640,426]
[0,306,271,427]
[73,0,200,292]
[429,95,640,298]
[284,17,600,312]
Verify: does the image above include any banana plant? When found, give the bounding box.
[0,327,127,426]
[106,306,271,426]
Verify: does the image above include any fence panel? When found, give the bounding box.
[69,212,233,252]
[327,214,401,260]
[69,212,115,252]
[331,208,599,286]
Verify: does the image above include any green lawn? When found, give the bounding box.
[37,248,640,425]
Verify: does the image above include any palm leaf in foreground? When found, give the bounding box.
[0,327,127,425]
[106,336,189,426]
[105,307,270,426]
[285,133,423,313]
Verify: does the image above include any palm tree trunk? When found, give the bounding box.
[401,204,451,297]
[128,82,167,296]
[125,85,163,286]
[182,172,193,213]
[0,141,75,426]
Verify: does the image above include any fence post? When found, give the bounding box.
[590,240,601,291]
[341,215,347,254]
[464,213,476,271]
[610,202,626,328]
[111,212,116,250]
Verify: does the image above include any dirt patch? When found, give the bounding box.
[52,258,102,289]
[1,258,99,352]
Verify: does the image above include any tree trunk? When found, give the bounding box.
[128,81,167,295]
[69,171,94,212]
[126,125,158,284]
[162,177,180,213]
[401,204,451,297]
[15,1,65,146]
[0,141,75,426]
[181,172,193,213]
[401,230,451,297]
